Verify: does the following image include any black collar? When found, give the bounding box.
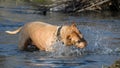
[57,26,62,40]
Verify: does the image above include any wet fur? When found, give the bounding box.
[6,21,87,52]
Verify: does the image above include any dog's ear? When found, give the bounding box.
[66,35,71,41]
[71,22,77,27]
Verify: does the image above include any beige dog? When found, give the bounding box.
[6,21,87,52]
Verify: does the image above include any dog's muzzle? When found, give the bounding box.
[75,38,87,48]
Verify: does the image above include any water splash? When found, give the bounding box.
[48,41,86,57]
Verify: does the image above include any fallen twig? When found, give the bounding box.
[76,0,111,12]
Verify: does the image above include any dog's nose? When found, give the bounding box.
[77,42,87,48]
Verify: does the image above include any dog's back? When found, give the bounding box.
[26,21,52,27]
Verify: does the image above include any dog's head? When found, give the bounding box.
[63,23,87,48]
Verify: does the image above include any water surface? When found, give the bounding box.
[0,0,120,68]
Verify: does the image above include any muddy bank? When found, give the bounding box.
[26,0,120,13]
[108,59,120,68]
[103,59,120,68]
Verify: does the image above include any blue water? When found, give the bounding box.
[0,0,120,68]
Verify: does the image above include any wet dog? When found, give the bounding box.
[5,21,87,52]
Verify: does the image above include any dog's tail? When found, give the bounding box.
[5,27,22,34]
